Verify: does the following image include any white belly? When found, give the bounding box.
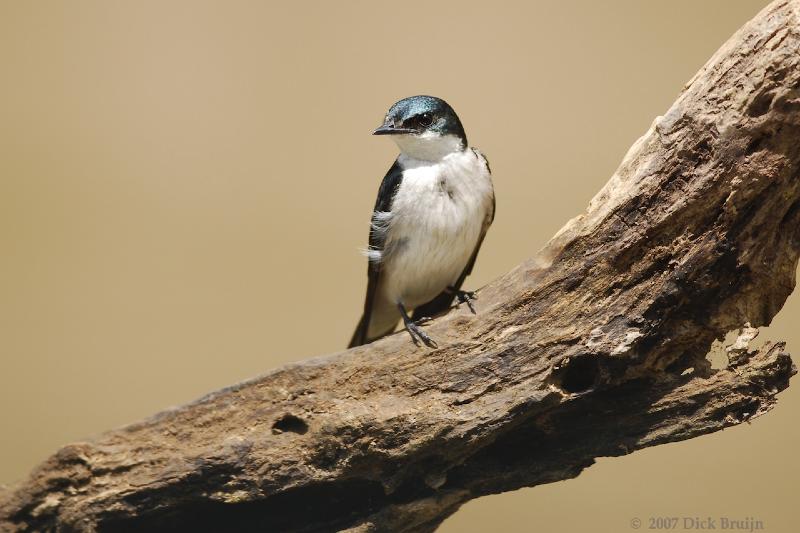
[379,149,493,308]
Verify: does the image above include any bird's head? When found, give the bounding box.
[373,95,467,161]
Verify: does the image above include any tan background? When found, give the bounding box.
[1,1,796,531]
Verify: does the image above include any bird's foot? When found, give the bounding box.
[448,287,477,314]
[397,303,437,348]
[405,320,438,348]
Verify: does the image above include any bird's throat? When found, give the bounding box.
[392,132,464,162]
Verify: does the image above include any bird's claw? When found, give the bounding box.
[454,289,477,314]
[397,303,437,348]
[406,321,438,348]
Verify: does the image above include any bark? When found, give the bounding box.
[3,1,800,531]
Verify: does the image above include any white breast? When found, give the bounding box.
[378,148,493,309]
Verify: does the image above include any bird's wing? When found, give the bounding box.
[412,151,495,321]
[348,159,404,348]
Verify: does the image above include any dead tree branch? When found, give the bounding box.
[2,1,800,531]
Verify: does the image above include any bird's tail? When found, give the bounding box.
[348,312,397,348]
[348,314,369,348]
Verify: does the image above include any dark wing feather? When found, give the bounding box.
[412,151,495,321]
[348,159,404,348]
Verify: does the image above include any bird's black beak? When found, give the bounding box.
[373,124,416,136]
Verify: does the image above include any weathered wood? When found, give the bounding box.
[2,1,800,531]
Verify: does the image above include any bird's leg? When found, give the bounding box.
[446,286,477,314]
[397,302,437,348]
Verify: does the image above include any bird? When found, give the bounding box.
[349,95,495,348]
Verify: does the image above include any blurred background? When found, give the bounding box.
[1,1,796,531]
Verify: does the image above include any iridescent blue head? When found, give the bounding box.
[373,96,467,158]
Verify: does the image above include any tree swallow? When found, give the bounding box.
[349,95,495,348]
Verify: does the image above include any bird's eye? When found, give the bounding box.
[406,112,434,129]
[417,112,434,127]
